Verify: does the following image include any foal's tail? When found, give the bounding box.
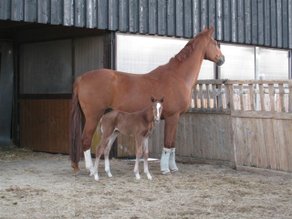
[70,84,82,172]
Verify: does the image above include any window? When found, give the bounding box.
[116,33,290,81]
[220,45,255,80]
[256,48,289,80]
[116,33,214,79]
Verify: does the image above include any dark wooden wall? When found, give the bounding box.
[19,34,107,153]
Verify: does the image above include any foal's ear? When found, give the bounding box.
[160,97,164,103]
[151,96,156,102]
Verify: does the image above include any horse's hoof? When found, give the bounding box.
[147,175,153,180]
[170,168,178,172]
[161,170,170,175]
[94,174,99,181]
[107,173,113,178]
[135,174,141,180]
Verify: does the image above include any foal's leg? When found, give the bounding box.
[134,137,143,180]
[93,136,108,181]
[143,137,152,180]
[103,131,118,178]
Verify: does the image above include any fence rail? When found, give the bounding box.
[191,80,292,116]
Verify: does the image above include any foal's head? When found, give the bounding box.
[151,97,164,122]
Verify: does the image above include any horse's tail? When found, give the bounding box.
[70,83,82,172]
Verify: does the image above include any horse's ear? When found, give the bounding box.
[208,26,214,36]
[151,96,155,102]
[160,97,164,103]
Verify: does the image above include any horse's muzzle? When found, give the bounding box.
[216,55,225,66]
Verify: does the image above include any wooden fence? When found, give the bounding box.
[147,80,292,172]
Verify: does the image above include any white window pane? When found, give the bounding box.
[257,48,289,80]
[220,44,255,80]
[116,33,214,79]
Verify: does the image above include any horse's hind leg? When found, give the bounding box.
[103,131,118,178]
[82,116,100,175]
[142,137,152,180]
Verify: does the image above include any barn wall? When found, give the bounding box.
[0,0,291,49]
[19,34,106,153]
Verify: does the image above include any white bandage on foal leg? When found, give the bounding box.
[169,148,178,172]
[84,149,94,175]
[160,148,171,174]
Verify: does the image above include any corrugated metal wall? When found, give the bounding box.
[0,0,292,49]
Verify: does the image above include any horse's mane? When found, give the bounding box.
[174,31,208,62]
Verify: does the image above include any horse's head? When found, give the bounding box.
[151,96,164,122]
[202,27,225,66]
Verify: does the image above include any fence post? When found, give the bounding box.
[289,81,292,113]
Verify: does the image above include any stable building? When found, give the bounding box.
[0,1,291,170]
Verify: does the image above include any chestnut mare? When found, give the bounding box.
[92,97,163,181]
[70,27,225,174]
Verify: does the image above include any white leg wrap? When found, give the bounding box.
[169,148,178,172]
[160,148,171,174]
[84,149,94,175]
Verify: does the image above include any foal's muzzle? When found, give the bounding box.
[216,55,225,66]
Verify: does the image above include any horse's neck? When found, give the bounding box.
[168,44,205,89]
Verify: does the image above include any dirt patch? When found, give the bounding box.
[1,148,292,218]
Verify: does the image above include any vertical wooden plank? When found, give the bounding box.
[289,81,292,112]
[268,84,275,112]
[239,84,244,111]
[208,0,216,29]
[86,0,97,28]
[259,83,265,111]
[38,0,50,24]
[215,0,223,40]
[237,0,245,43]
[192,0,201,36]
[276,0,283,47]
[257,0,264,45]
[281,0,289,48]
[206,84,210,109]
[51,0,63,25]
[0,0,11,20]
[264,0,271,46]
[97,0,108,29]
[129,0,138,32]
[223,0,231,42]
[63,0,74,26]
[24,0,37,22]
[273,120,288,171]
[289,0,292,48]
[148,0,157,34]
[108,0,118,30]
[248,84,255,111]
[244,0,252,44]
[11,0,24,21]
[139,0,148,34]
[184,0,193,38]
[230,0,237,42]
[175,0,183,37]
[283,119,292,171]
[200,0,208,29]
[118,0,129,32]
[157,0,167,35]
[270,0,277,47]
[279,83,285,112]
[251,0,258,45]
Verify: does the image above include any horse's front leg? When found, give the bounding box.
[134,137,143,180]
[161,114,179,174]
[143,137,152,180]
[103,131,118,178]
